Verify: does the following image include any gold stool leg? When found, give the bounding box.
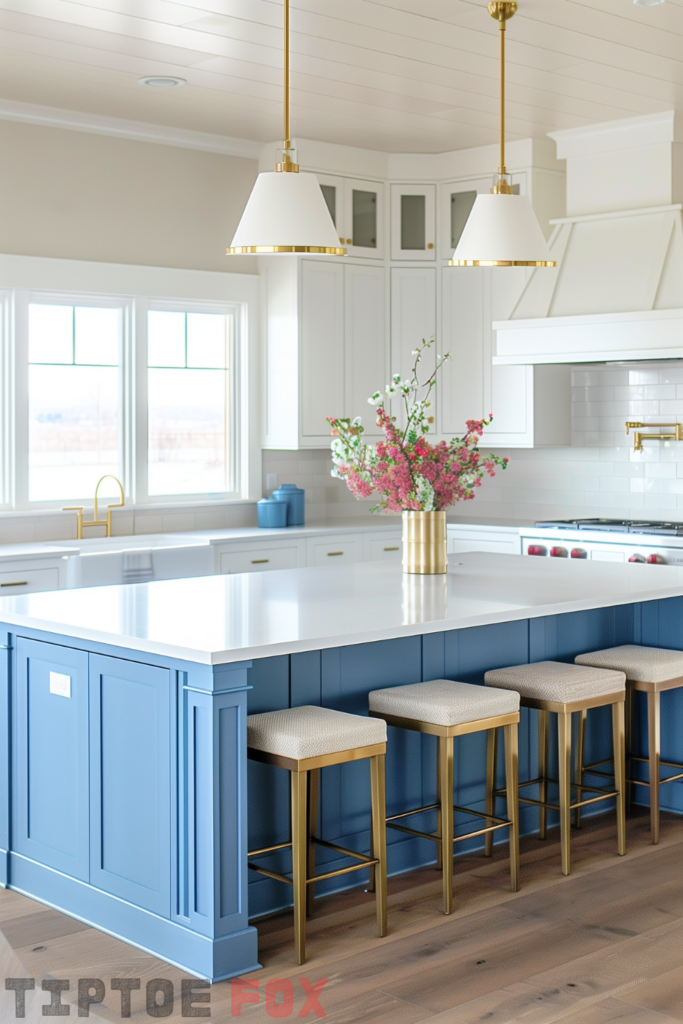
[370,754,388,937]
[558,711,572,876]
[291,769,308,964]
[439,735,454,915]
[435,736,442,872]
[612,701,626,856]
[307,769,319,916]
[648,690,661,845]
[538,709,549,840]
[485,727,498,857]
[504,722,520,892]
[574,708,587,829]
[626,683,635,812]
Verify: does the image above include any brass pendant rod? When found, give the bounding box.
[499,16,506,175]
[283,0,290,150]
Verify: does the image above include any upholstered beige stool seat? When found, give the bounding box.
[369,680,520,915]
[247,705,387,964]
[575,645,683,844]
[485,661,627,876]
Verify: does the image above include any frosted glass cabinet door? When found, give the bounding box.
[301,259,345,441]
[344,179,384,258]
[316,172,346,249]
[440,178,491,260]
[391,184,436,260]
[345,264,386,437]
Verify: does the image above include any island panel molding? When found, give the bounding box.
[0,569,681,978]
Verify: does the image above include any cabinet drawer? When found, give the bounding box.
[0,567,60,594]
[365,535,402,561]
[308,539,362,567]
[220,547,299,574]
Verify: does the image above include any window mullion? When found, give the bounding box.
[13,289,29,510]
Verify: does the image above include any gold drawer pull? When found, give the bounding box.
[251,559,269,564]
[327,551,344,556]
[1,581,28,587]
[384,546,399,552]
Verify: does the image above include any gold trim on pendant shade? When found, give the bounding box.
[227,245,347,255]
[449,259,556,267]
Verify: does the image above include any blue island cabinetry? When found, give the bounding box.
[0,569,682,981]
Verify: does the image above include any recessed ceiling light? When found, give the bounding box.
[633,0,666,6]
[138,76,186,88]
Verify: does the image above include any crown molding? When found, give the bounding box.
[0,98,262,159]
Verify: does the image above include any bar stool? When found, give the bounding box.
[247,705,387,964]
[575,645,683,844]
[484,661,627,876]
[368,679,520,915]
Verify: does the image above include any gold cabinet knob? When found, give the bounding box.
[346,238,352,244]
[427,243,434,249]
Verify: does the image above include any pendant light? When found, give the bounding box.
[226,0,345,256]
[450,2,555,268]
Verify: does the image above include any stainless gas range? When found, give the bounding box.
[520,519,683,567]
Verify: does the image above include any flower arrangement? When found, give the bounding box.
[326,339,508,513]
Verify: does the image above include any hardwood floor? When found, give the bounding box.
[0,809,682,1022]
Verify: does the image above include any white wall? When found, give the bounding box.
[0,120,258,274]
[449,361,683,526]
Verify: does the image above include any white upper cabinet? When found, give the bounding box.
[345,264,386,437]
[315,173,384,258]
[440,177,490,260]
[301,260,345,442]
[317,173,347,249]
[390,184,436,261]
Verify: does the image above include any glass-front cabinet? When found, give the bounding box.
[390,184,436,260]
[316,173,384,259]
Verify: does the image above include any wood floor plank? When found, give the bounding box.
[621,967,683,1021]
[560,996,683,1022]
[0,908,90,949]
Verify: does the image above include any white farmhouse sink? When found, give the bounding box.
[48,533,214,588]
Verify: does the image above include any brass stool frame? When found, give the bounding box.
[578,674,683,845]
[248,741,387,964]
[370,710,520,915]
[497,692,626,876]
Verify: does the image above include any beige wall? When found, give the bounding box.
[0,120,258,273]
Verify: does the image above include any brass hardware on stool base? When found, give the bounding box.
[63,475,125,539]
[247,742,387,965]
[580,675,683,845]
[370,710,520,915]
[498,693,626,876]
[626,421,683,452]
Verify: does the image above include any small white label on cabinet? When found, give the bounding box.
[49,672,71,698]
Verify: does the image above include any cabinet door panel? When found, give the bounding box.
[344,179,384,258]
[391,184,436,261]
[440,267,487,436]
[301,260,345,440]
[13,638,89,880]
[89,654,171,916]
[345,264,386,436]
[390,267,436,429]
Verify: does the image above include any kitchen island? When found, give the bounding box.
[0,553,682,981]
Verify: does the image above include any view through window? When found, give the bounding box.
[28,303,121,502]
[147,310,231,496]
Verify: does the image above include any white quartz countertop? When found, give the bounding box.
[0,553,681,666]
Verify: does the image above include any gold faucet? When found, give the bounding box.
[63,475,125,539]
[626,421,683,452]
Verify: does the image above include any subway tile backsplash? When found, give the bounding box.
[449,361,683,526]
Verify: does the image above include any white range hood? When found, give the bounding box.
[494,112,683,365]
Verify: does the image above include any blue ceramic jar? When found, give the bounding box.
[257,497,288,529]
[271,484,305,526]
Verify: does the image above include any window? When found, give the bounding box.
[28,303,121,502]
[147,310,232,497]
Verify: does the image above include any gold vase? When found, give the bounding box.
[402,510,448,575]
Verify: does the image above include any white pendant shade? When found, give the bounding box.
[450,192,555,267]
[227,171,345,254]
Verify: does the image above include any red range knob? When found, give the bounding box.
[570,548,587,559]
[647,554,665,564]
[550,547,567,557]
[629,555,646,563]
[527,545,546,556]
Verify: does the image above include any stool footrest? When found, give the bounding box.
[584,757,683,787]
[311,836,375,864]
[519,790,617,812]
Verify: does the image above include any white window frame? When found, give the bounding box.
[0,254,260,513]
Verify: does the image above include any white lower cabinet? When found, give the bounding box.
[363,532,402,561]
[447,526,521,556]
[306,534,364,567]
[0,566,60,594]
[217,541,305,574]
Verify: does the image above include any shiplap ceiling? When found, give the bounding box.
[1,0,683,153]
